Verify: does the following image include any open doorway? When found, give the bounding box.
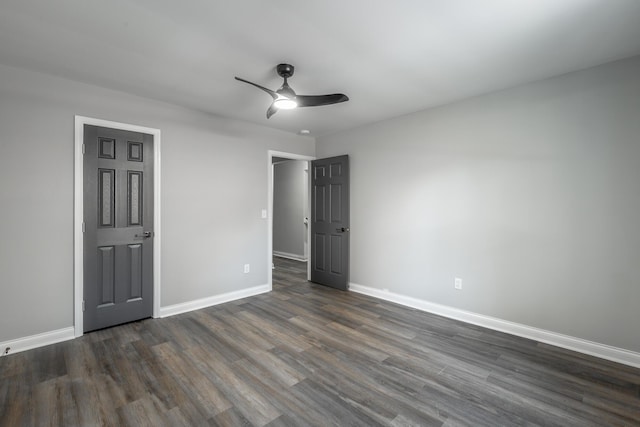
[267,151,314,289]
[273,157,309,261]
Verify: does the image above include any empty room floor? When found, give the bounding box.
[1,257,639,426]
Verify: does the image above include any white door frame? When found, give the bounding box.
[267,150,315,289]
[73,116,162,337]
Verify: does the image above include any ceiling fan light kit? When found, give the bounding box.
[273,98,297,110]
[235,63,349,118]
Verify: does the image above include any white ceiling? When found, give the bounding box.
[2,0,640,137]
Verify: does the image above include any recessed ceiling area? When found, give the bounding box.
[1,0,640,136]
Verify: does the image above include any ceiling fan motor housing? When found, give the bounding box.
[276,63,295,78]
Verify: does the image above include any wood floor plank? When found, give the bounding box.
[152,342,233,418]
[289,315,390,362]
[231,357,342,426]
[236,310,313,353]
[212,407,254,426]
[69,376,118,427]
[186,345,281,426]
[34,376,80,427]
[117,395,168,427]
[0,373,33,427]
[1,257,639,426]
[290,378,387,427]
[239,348,306,387]
[295,341,444,424]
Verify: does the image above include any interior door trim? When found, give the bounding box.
[74,116,162,337]
[267,150,315,290]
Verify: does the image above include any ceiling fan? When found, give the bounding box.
[235,64,349,119]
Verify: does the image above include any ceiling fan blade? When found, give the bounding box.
[296,93,349,108]
[235,77,278,100]
[266,103,278,119]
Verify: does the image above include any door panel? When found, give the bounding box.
[84,125,153,332]
[314,185,326,222]
[127,243,143,300]
[98,169,115,227]
[97,246,115,305]
[310,155,349,290]
[330,235,342,274]
[330,184,342,221]
[314,234,326,271]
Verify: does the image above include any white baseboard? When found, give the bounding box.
[159,284,270,318]
[349,283,640,369]
[0,327,75,357]
[273,251,307,262]
[7,285,638,369]
[1,285,271,355]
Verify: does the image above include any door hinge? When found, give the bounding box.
[82,300,85,312]
[82,222,85,233]
[82,143,85,154]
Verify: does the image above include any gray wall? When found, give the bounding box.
[273,160,307,259]
[0,64,314,342]
[317,55,640,353]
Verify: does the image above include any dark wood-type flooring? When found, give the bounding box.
[1,257,639,426]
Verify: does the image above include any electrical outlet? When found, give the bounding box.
[454,277,462,290]
[244,264,250,274]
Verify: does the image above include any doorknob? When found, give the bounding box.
[135,231,152,238]
[336,227,350,233]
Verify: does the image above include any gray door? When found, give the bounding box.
[310,155,350,290]
[83,125,154,332]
